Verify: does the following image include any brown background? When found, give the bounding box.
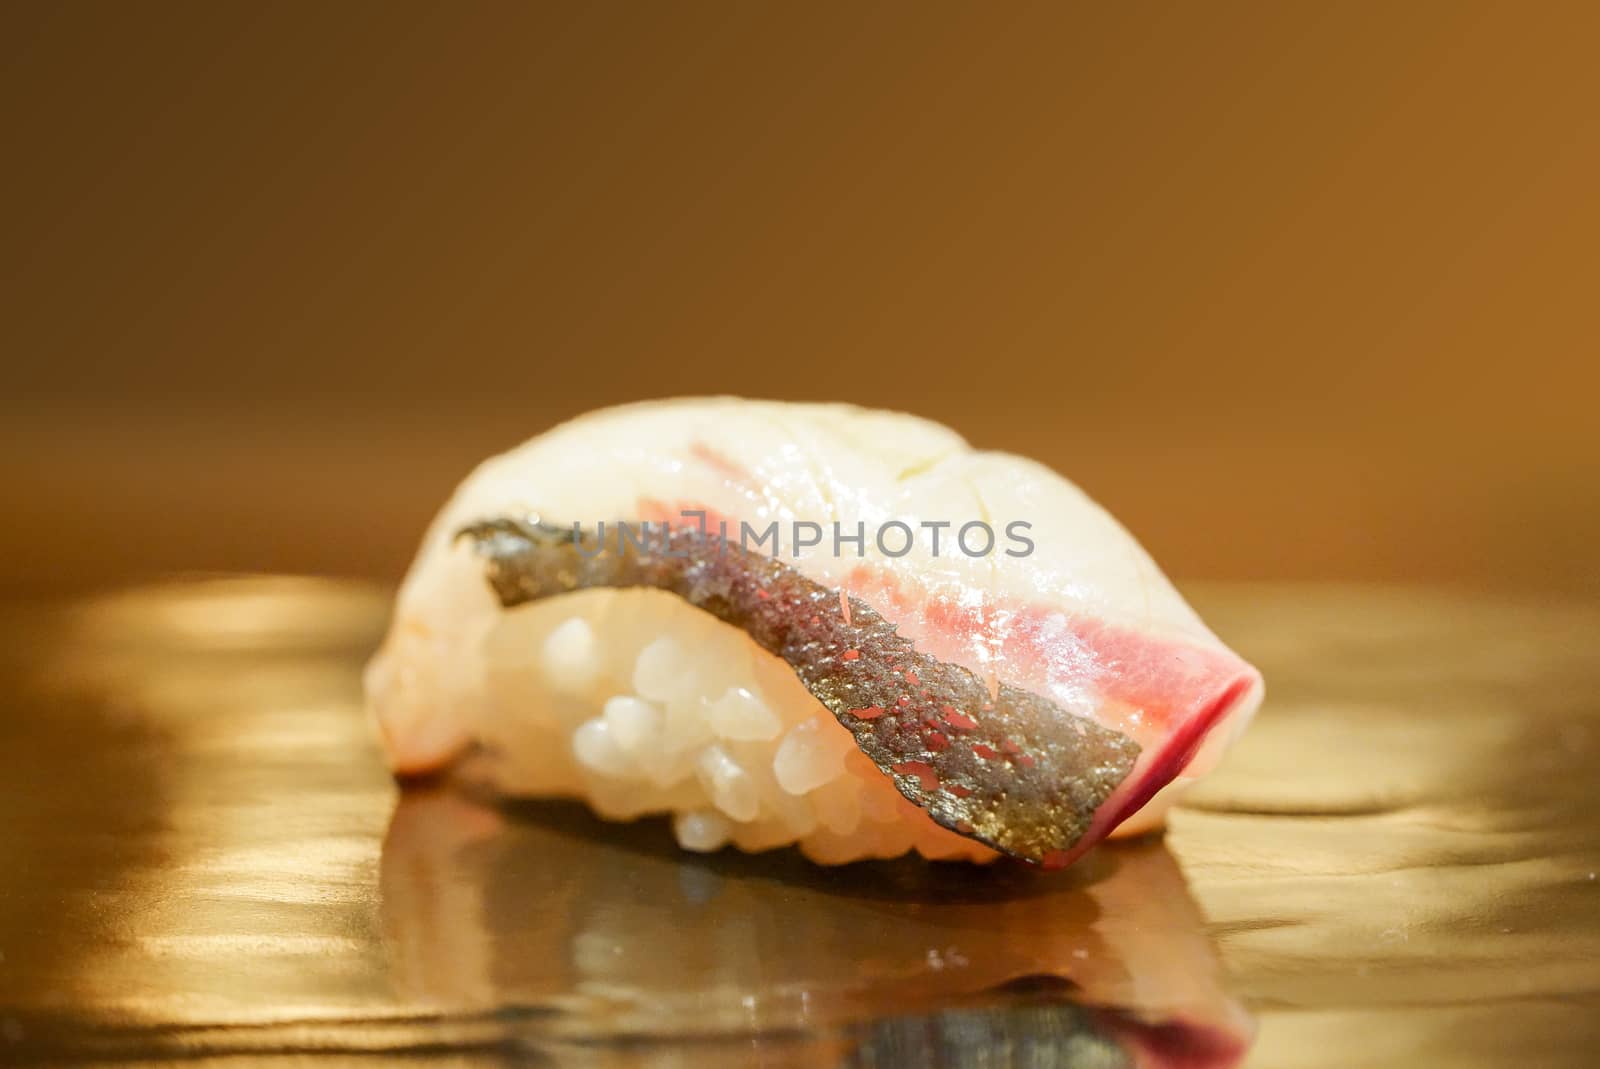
[3,2,1596,597]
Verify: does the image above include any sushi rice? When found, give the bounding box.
[430,585,997,863]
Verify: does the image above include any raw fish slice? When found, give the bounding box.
[368,398,1263,866]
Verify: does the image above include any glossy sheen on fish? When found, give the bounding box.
[462,517,1140,863]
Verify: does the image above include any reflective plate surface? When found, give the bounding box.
[0,580,1595,1066]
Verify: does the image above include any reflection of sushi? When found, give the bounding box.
[380,788,1252,1066]
[367,399,1263,867]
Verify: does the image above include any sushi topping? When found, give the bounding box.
[458,517,1140,865]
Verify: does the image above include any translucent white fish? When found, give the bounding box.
[367,398,1263,866]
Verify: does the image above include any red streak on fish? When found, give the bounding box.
[688,440,757,489]
[842,563,1257,779]
[841,649,861,661]
[893,761,941,792]
[637,497,738,537]
[943,709,979,731]
[1090,676,1254,838]
[926,731,950,752]
[972,743,1000,760]
[947,784,974,798]
[850,705,887,720]
[905,670,920,686]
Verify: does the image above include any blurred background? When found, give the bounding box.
[4,2,1596,598]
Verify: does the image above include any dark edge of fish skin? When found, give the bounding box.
[457,517,1139,865]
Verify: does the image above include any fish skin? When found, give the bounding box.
[460,517,1140,864]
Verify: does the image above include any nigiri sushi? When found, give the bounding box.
[366,399,1263,867]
